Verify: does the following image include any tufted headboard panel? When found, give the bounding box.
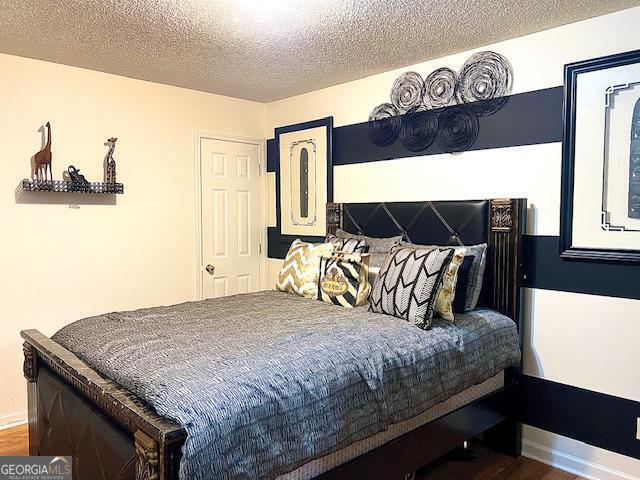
[327,198,526,342]
[336,200,489,247]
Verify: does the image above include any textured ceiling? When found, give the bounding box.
[1,0,639,102]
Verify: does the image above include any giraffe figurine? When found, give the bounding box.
[33,122,53,181]
[105,137,118,184]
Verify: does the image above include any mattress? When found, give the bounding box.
[53,290,520,480]
[278,371,504,480]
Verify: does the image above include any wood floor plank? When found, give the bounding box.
[417,445,586,480]
[506,457,583,480]
[0,424,29,456]
[505,459,552,480]
[480,458,522,480]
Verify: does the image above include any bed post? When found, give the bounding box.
[135,430,160,480]
[484,198,526,458]
[486,198,526,344]
[23,342,39,456]
[327,203,342,235]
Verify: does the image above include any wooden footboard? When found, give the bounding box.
[21,329,186,480]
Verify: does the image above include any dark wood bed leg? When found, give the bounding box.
[483,417,521,458]
[135,430,160,480]
[23,341,39,456]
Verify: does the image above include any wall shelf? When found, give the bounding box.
[22,179,124,194]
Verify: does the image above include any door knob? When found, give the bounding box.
[205,264,215,275]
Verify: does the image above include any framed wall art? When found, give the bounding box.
[276,117,333,236]
[560,49,640,263]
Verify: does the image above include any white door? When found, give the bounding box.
[200,138,261,298]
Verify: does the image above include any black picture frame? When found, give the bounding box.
[274,116,333,240]
[560,49,640,263]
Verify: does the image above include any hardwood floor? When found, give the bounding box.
[0,425,585,479]
[416,444,587,480]
[0,424,28,456]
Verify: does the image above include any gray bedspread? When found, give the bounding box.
[53,290,520,480]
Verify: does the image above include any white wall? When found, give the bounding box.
[266,6,640,478]
[0,53,266,426]
[523,289,640,402]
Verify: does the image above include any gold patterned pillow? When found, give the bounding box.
[276,239,335,298]
[317,252,371,307]
[434,248,467,322]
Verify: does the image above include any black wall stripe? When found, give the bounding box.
[266,86,562,172]
[267,137,276,172]
[523,235,640,300]
[267,227,323,259]
[522,375,640,460]
[333,86,562,165]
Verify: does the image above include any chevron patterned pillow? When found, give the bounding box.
[276,239,335,298]
[400,241,487,313]
[369,246,454,329]
[317,252,371,308]
[399,242,467,322]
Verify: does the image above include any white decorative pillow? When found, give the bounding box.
[369,246,454,329]
[276,239,335,298]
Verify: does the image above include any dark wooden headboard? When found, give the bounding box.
[326,198,527,333]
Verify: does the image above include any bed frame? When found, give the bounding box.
[21,198,526,480]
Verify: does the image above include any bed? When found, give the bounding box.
[21,198,526,480]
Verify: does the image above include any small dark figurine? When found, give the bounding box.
[33,122,53,181]
[67,165,90,190]
[105,137,118,184]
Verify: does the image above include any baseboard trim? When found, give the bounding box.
[0,411,27,430]
[523,438,640,480]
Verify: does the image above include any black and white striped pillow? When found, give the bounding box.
[326,233,370,254]
[317,253,371,308]
[333,229,402,269]
[369,246,453,329]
